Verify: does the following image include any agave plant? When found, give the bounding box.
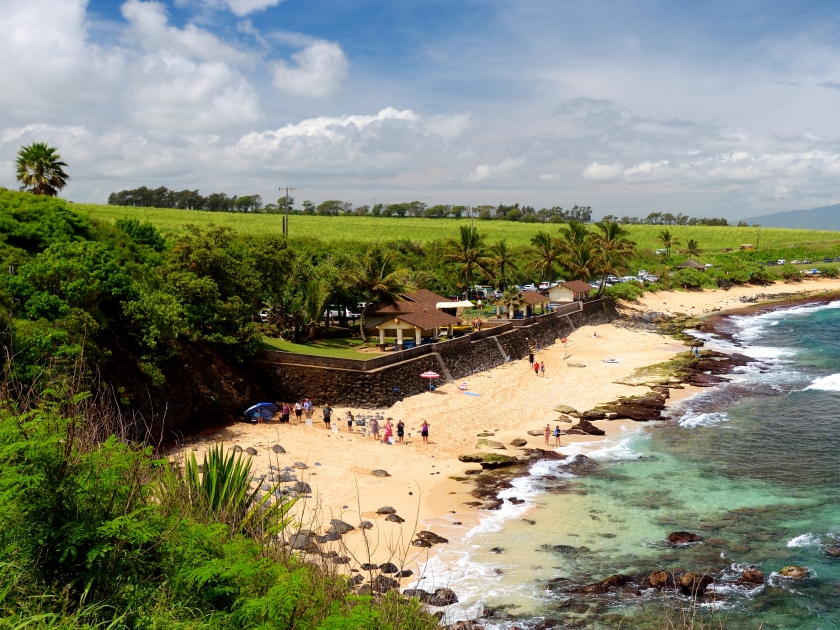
[169,444,295,538]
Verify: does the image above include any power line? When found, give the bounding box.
[279,186,297,236]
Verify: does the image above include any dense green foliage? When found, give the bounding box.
[0,386,439,629]
[15,143,70,197]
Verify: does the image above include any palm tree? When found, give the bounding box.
[16,142,70,196]
[657,229,680,259]
[444,225,491,294]
[487,240,518,290]
[300,278,330,340]
[500,287,525,319]
[526,230,563,282]
[345,244,413,340]
[592,220,637,295]
[558,221,596,281]
[685,238,702,260]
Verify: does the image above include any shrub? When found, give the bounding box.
[672,268,707,289]
[779,263,801,281]
[818,266,839,278]
[644,282,662,292]
[606,282,645,301]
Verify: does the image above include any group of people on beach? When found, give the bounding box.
[528,351,546,376]
[251,399,430,444]
[544,423,562,446]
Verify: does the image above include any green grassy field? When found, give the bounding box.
[76,202,840,252]
[261,336,384,359]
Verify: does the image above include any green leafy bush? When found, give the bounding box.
[605,282,645,301]
[779,263,801,281]
[672,268,708,289]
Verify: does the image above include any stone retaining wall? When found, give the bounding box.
[256,299,619,408]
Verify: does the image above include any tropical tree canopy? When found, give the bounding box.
[16,143,70,196]
[487,239,518,290]
[657,229,680,259]
[526,230,563,281]
[685,238,702,260]
[443,225,490,291]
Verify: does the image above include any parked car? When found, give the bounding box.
[777,259,787,265]
[803,260,812,264]
[620,276,638,283]
[704,263,713,268]
[766,260,777,266]
[791,260,802,265]
[494,289,504,299]
[538,281,551,291]
[824,258,833,263]
[606,275,620,284]
[523,283,537,291]
[259,310,270,323]
[643,275,659,283]
[637,270,649,278]
[655,249,666,255]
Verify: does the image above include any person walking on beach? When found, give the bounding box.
[534,361,540,376]
[544,423,551,445]
[346,410,354,433]
[396,420,405,443]
[281,402,290,423]
[540,361,546,377]
[528,350,534,366]
[421,420,430,444]
[554,425,561,446]
[383,419,394,443]
[303,398,313,421]
[369,417,380,440]
[322,403,333,429]
[294,400,303,423]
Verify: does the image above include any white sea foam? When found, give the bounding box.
[787,533,821,548]
[679,411,730,428]
[730,301,840,347]
[804,373,840,392]
[559,434,644,464]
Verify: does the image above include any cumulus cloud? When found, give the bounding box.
[223,0,284,16]
[538,173,560,181]
[465,158,525,182]
[273,41,348,98]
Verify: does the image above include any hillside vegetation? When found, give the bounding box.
[78,202,840,254]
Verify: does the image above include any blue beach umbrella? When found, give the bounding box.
[244,402,278,421]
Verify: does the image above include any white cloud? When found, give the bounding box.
[538,173,560,181]
[465,158,525,182]
[582,162,624,182]
[223,0,284,16]
[273,41,348,98]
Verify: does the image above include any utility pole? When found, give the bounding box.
[279,186,297,236]
[756,226,761,253]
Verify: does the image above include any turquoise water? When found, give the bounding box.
[421,301,840,629]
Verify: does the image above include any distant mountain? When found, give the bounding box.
[743,203,840,231]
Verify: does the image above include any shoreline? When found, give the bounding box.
[178,279,840,582]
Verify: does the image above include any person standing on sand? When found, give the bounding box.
[554,425,561,446]
[294,401,303,423]
[383,419,394,443]
[421,420,430,444]
[281,402,290,423]
[540,361,546,377]
[322,403,333,429]
[528,350,534,366]
[534,361,540,376]
[346,411,354,433]
[544,423,551,445]
[369,417,380,439]
[396,420,405,443]
[303,398,313,421]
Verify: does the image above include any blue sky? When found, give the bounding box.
[3,0,840,219]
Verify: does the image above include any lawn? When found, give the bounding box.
[261,336,384,359]
[76,202,840,252]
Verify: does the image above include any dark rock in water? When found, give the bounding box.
[452,521,462,525]
[397,569,413,577]
[271,444,286,454]
[427,587,459,606]
[415,531,449,545]
[329,519,355,534]
[508,497,525,504]
[741,568,765,584]
[379,562,399,574]
[245,446,258,456]
[372,469,390,477]
[779,565,808,579]
[385,513,405,523]
[678,572,714,597]
[294,461,308,469]
[372,574,400,593]
[510,438,528,447]
[645,571,676,589]
[564,454,598,473]
[358,520,374,530]
[489,547,506,554]
[602,392,667,421]
[684,372,729,387]
[580,409,606,420]
[377,506,396,514]
[538,544,589,555]
[667,531,703,545]
[360,563,378,571]
[826,547,840,558]
[412,539,432,548]
[566,418,605,436]
[572,574,633,595]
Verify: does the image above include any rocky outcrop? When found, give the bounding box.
[779,566,808,579]
[458,453,518,469]
[567,418,605,436]
[509,438,528,447]
[403,588,459,607]
[667,531,703,545]
[740,568,765,584]
[571,574,633,595]
[475,439,506,450]
[600,392,667,421]
[678,572,714,597]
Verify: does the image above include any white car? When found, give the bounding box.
[523,283,537,291]
[791,260,802,265]
[777,259,787,265]
[538,281,551,291]
[643,275,659,283]
[704,263,713,268]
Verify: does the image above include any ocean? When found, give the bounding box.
[419,300,840,629]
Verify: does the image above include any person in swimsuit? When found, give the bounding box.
[540,362,545,377]
[369,417,380,439]
[554,425,561,446]
[396,420,405,443]
[544,423,551,445]
[346,411,354,433]
[294,401,303,423]
[383,419,394,443]
[421,420,430,444]
[534,361,540,376]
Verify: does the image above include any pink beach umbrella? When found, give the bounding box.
[420,370,440,391]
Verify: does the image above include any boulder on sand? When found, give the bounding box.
[510,438,528,447]
[427,587,459,606]
[328,519,355,535]
[566,418,605,436]
[553,405,578,415]
[475,439,506,450]
[371,469,390,477]
[376,506,396,514]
